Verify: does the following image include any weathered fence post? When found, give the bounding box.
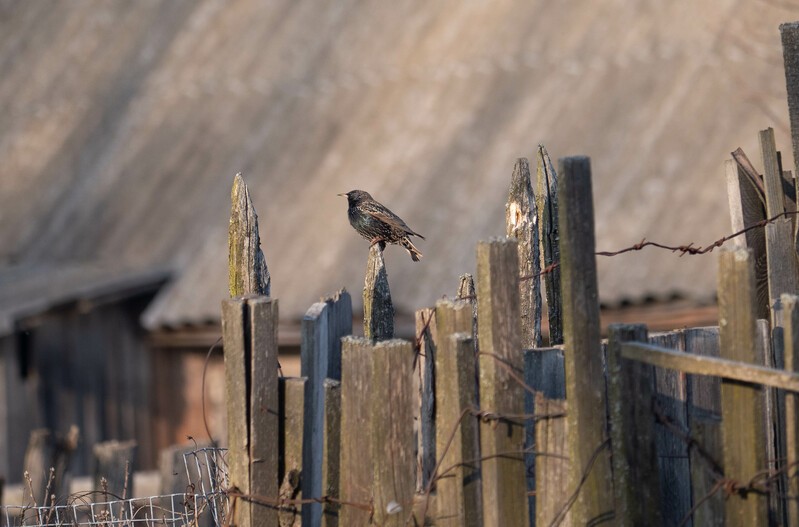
[649,331,691,525]
[222,174,278,527]
[476,238,528,526]
[278,377,306,527]
[300,291,351,526]
[536,144,563,345]
[718,248,768,526]
[558,155,614,523]
[607,324,661,526]
[321,380,341,526]
[433,299,481,526]
[371,340,416,526]
[222,296,280,527]
[339,337,417,526]
[229,173,270,298]
[506,157,542,348]
[415,307,437,493]
[364,244,394,340]
[727,153,769,320]
[339,337,374,526]
[684,327,724,527]
[783,293,799,523]
[524,347,567,526]
[760,127,798,326]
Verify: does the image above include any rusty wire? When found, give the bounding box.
[520,209,799,281]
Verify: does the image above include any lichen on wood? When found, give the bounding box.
[229,173,270,297]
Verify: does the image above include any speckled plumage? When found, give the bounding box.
[339,190,424,261]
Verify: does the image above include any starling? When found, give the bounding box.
[339,190,425,261]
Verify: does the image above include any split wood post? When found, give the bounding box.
[558,156,614,523]
[718,248,768,526]
[222,296,280,527]
[415,307,437,492]
[607,324,661,526]
[278,377,306,527]
[94,440,137,498]
[536,144,563,345]
[727,154,769,320]
[339,337,375,525]
[476,238,528,526]
[364,244,394,340]
[507,157,543,348]
[370,340,416,527]
[524,348,567,526]
[433,299,481,526]
[649,331,691,525]
[783,294,799,524]
[223,173,278,527]
[321,380,341,527]
[684,327,724,527]
[300,291,351,526]
[229,173,270,298]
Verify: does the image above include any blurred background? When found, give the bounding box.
[0,0,794,486]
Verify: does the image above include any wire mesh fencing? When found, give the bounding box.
[1,448,230,527]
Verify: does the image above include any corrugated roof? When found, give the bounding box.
[0,0,793,329]
[0,263,169,336]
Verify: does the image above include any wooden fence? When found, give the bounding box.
[218,21,799,527]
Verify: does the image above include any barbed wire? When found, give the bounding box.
[519,209,799,281]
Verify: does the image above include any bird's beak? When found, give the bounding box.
[337,192,346,197]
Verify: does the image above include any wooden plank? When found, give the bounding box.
[536,144,563,345]
[249,297,280,527]
[363,244,394,341]
[321,380,341,527]
[760,128,785,219]
[534,394,570,526]
[783,294,799,524]
[370,339,416,527]
[476,239,529,526]
[780,22,799,179]
[221,298,252,527]
[757,319,788,525]
[684,327,724,527]
[300,292,351,527]
[414,307,437,492]
[684,327,722,416]
[228,173,270,297]
[718,248,768,526]
[339,337,374,526]
[607,324,661,527]
[524,347,564,525]
[726,157,769,320]
[557,156,613,523]
[507,157,542,348]
[621,342,799,392]
[761,128,799,328]
[278,377,305,527]
[649,331,691,527]
[94,440,136,497]
[688,416,724,527]
[433,300,480,526]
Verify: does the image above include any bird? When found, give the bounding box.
[338,190,425,261]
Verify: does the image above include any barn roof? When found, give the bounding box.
[0,1,794,332]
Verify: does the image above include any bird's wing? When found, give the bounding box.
[361,200,425,239]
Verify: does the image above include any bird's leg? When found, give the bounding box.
[369,237,386,249]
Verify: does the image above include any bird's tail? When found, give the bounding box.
[401,237,423,262]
